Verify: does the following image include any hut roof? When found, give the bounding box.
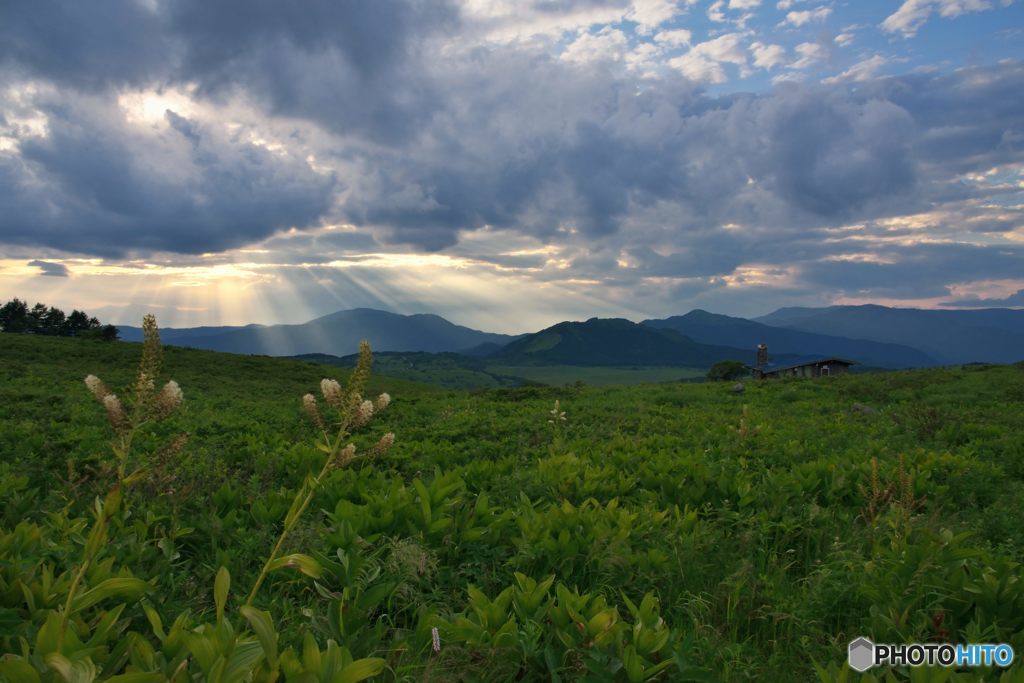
[755,355,858,373]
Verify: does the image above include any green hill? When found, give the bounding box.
[489,317,758,367]
[2,332,1024,679]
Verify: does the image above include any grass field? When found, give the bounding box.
[299,351,518,390]
[301,354,707,389]
[485,364,706,386]
[2,332,1024,681]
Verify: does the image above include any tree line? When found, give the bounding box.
[0,298,119,340]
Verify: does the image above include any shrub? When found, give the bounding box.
[707,360,748,382]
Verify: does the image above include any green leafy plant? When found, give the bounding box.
[245,340,394,606]
[4,331,1024,680]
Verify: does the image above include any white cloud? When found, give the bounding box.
[881,0,993,37]
[835,32,855,46]
[708,0,760,25]
[708,0,728,22]
[791,42,827,69]
[822,55,889,83]
[936,0,994,16]
[654,29,693,47]
[750,42,787,69]
[561,28,629,64]
[628,0,686,34]
[669,33,748,83]
[700,33,749,63]
[671,54,727,82]
[462,1,627,45]
[784,7,833,26]
[625,43,664,74]
[772,71,804,84]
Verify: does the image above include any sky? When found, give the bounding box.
[1,0,1023,333]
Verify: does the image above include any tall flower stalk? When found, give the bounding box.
[62,315,185,646]
[548,399,567,454]
[244,340,394,606]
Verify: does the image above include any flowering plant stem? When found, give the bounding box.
[58,494,113,648]
[60,315,179,649]
[59,425,137,649]
[244,339,379,607]
[244,422,350,607]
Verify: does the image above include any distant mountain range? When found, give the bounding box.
[119,308,518,356]
[755,305,1024,364]
[118,304,1024,369]
[643,310,935,369]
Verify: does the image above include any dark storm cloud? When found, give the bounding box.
[0,0,1022,306]
[166,0,437,79]
[162,0,459,143]
[0,0,456,255]
[28,259,70,276]
[2,95,335,256]
[799,244,1024,298]
[0,0,165,90]
[337,54,959,252]
[747,91,918,219]
[860,66,1024,174]
[625,243,747,278]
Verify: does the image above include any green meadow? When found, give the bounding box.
[483,365,705,387]
[2,332,1024,681]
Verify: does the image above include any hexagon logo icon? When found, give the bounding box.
[848,637,875,672]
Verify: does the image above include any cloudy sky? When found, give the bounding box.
[1,0,1022,332]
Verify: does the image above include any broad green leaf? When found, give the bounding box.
[85,604,126,647]
[644,657,680,679]
[302,631,321,673]
[586,609,616,637]
[103,487,122,516]
[331,658,386,683]
[240,605,279,669]
[142,602,165,640]
[71,578,149,613]
[215,566,230,623]
[207,657,227,683]
[185,633,219,673]
[122,469,147,486]
[82,523,108,564]
[635,626,670,657]
[221,640,264,683]
[622,646,645,683]
[129,635,157,671]
[0,660,41,683]
[268,553,323,578]
[44,653,97,683]
[35,611,64,656]
[105,674,167,683]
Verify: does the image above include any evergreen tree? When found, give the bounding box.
[0,299,29,332]
[0,299,117,340]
